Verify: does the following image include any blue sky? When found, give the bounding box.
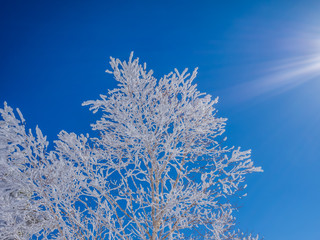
[1,0,320,239]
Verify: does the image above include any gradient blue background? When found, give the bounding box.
[1,1,320,239]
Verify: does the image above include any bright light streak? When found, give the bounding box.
[224,53,320,104]
[220,23,320,105]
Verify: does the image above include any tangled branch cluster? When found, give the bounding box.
[0,53,262,240]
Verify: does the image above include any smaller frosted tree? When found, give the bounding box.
[0,53,262,239]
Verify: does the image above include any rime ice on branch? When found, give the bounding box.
[0,53,262,240]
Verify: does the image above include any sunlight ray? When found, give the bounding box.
[225,53,320,104]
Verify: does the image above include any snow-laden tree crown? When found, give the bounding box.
[0,53,262,240]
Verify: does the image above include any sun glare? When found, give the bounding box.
[224,30,320,104]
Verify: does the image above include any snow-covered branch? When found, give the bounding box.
[1,53,262,239]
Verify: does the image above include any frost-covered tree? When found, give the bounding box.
[0,53,262,240]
